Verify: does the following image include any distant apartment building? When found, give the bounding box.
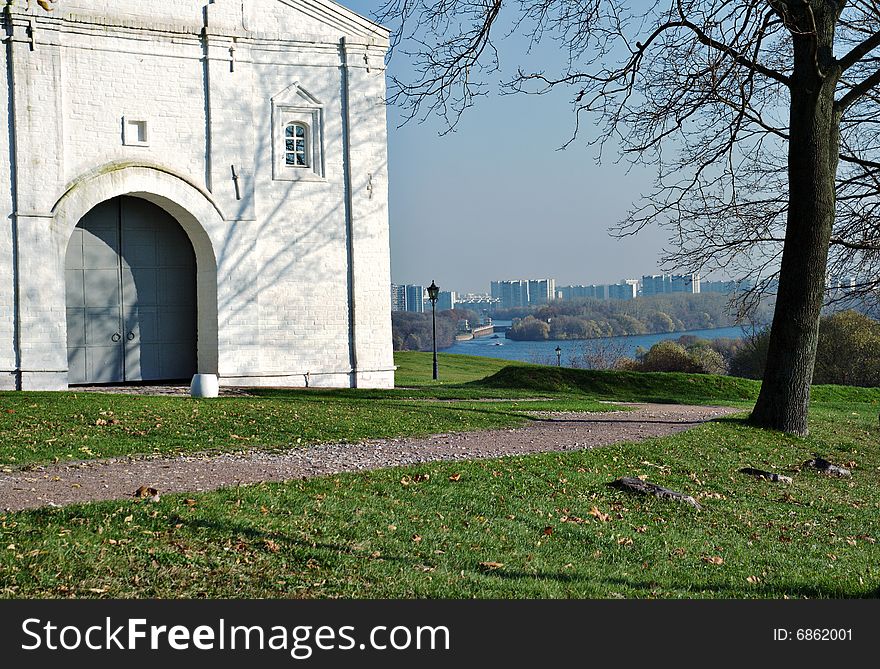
[558,285,597,301]
[701,278,753,294]
[827,275,857,293]
[641,273,700,295]
[491,280,530,309]
[491,278,557,308]
[390,283,428,312]
[640,274,666,296]
[558,280,636,301]
[405,284,425,313]
[527,279,556,305]
[670,273,701,293]
[390,284,407,312]
[608,281,637,300]
[436,290,457,311]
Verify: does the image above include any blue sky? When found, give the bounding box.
[339,1,669,294]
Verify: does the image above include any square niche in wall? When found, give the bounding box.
[123,117,150,147]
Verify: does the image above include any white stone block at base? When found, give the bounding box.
[353,370,395,389]
[0,371,17,390]
[19,372,68,391]
[220,372,354,388]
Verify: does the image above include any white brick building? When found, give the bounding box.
[0,0,395,390]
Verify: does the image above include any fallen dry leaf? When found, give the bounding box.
[702,555,724,565]
[479,561,505,571]
[747,575,760,584]
[588,506,611,522]
[543,526,554,536]
[448,473,462,482]
[184,499,197,507]
[133,486,158,499]
[263,539,280,553]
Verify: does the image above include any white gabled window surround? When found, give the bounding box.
[272,82,325,181]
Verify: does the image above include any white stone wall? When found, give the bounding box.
[0,37,15,390]
[0,0,394,390]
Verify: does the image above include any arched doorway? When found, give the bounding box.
[65,196,198,384]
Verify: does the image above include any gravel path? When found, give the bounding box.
[0,403,739,512]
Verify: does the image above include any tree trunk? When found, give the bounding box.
[750,10,841,436]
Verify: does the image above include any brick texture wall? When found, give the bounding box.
[0,0,394,389]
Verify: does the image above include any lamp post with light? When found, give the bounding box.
[427,281,440,380]
[555,346,562,367]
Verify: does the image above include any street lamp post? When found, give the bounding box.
[555,346,562,367]
[427,280,440,380]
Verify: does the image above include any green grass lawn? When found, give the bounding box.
[1,352,878,598]
[393,351,526,386]
[0,353,613,468]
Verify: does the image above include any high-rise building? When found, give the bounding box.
[437,290,457,311]
[641,273,700,295]
[390,284,407,312]
[827,275,857,294]
[527,279,556,305]
[608,281,637,300]
[641,275,665,296]
[558,285,594,300]
[405,285,425,313]
[702,279,752,294]
[670,273,701,293]
[491,280,530,309]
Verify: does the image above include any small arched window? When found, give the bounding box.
[285,122,309,167]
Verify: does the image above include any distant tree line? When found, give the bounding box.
[503,294,770,341]
[611,311,880,388]
[392,309,477,352]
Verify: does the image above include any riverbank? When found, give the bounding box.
[446,325,749,365]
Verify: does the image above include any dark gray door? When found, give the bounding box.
[65,196,197,384]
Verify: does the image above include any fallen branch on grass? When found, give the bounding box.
[803,457,852,478]
[739,468,793,484]
[607,477,702,510]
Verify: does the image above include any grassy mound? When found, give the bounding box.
[473,365,759,405]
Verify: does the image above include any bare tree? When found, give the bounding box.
[375,0,880,435]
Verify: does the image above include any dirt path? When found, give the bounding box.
[0,403,739,512]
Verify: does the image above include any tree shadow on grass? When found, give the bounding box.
[469,570,877,599]
[171,514,416,568]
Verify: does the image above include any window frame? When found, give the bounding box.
[272,103,325,182]
[284,122,310,168]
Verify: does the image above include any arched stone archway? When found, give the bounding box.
[36,164,222,388]
[65,196,199,384]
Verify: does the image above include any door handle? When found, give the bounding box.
[111,333,121,342]
[127,332,135,341]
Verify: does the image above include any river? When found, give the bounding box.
[445,325,749,366]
